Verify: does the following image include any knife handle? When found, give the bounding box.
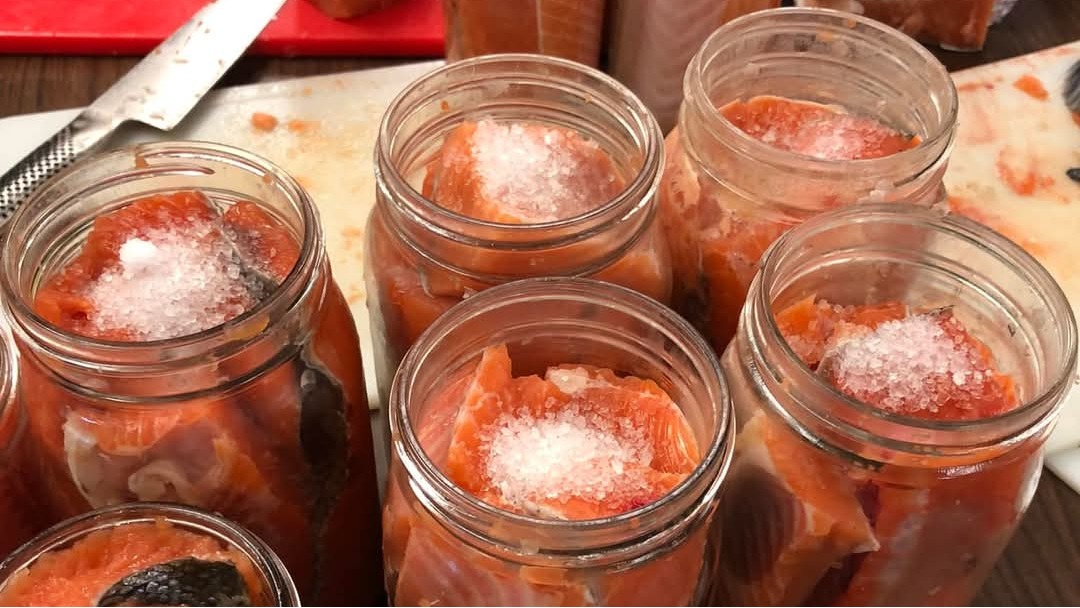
[0,124,81,221]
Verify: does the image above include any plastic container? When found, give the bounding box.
[794,0,1022,51]
[383,277,734,605]
[0,142,383,605]
[658,7,957,353]
[0,502,299,606]
[443,0,604,66]
[715,204,1077,605]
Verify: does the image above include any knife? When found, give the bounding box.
[0,0,288,220]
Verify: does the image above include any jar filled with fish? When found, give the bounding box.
[715,204,1077,605]
[0,142,382,605]
[383,277,734,606]
[0,315,48,560]
[442,0,604,66]
[367,54,670,406]
[659,8,958,353]
[0,502,299,606]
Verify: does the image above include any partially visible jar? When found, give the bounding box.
[383,277,734,605]
[659,7,958,353]
[0,142,383,605]
[443,0,604,66]
[795,0,1022,51]
[714,204,1077,605]
[368,54,669,407]
[0,502,299,606]
[0,314,47,560]
[606,0,781,132]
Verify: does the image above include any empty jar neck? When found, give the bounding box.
[0,503,300,606]
[375,54,664,279]
[680,8,957,220]
[0,142,325,398]
[390,278,734,567]
[737,204,1077,464]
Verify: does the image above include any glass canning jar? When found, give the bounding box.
[0,142,383,605]
[659,7,958,353]
[0,314,48,560]
[0,502,300,606]
[714,203,1077,605]
[383,277,734,606]
[368,53,669,407]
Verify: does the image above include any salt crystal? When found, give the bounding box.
[545,367,598,395]
[469,120,608,222]
[483,406,652,515]
[823,312,988,414]
[86,219,271,341]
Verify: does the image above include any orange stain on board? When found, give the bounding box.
[250,112,279,133]
[957,81,995,93]
[995,148,1055,196]
[1072,112,1080,128]
[947,195,1046,258]
[1012,74,1049,100]
[287,119,317,134]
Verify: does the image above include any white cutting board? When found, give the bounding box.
[1,52,1078,486]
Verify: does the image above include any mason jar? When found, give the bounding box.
[0,502,299,606]
[659,7,958,353]
[0,314,47,560]
[714,203,1077,605]
[368,53,670,407]
[383,277,734,606]
[0,142,383,605]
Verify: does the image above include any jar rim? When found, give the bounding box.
[0,141,322,365]
[0,502,300,606]
[684,7,959,178]
[750,203,1078,450]
[375,53,664,247]
[390,277,734,563]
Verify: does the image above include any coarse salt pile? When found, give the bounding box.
[87,221,266,341]
[756,112,906,161]
[822,312,993,415]
[469,120,616,222]
[483,406,653,514]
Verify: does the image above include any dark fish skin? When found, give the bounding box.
[96,558,251,607]
[297,349,349,599]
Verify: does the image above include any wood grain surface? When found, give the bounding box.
[0,0,1077,603]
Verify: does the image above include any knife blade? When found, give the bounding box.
[0,0,287,220]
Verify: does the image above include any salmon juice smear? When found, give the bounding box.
[0,144,383,605]
[714,204,1077,606]
[367,54,669,407]
[383,278,735,606]
[658,9,957,353]
[0,504,298,607]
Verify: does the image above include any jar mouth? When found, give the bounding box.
[0,141,322,366]
[376,53,664,250]
[0,502,300,606]
[391,277,734,564]
[685,7,958,180]
[750,204,1078,454]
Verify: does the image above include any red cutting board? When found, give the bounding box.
[0,0,445,57]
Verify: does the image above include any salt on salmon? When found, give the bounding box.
[384,344,711,605]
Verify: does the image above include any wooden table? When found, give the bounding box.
[0,0,1078,604]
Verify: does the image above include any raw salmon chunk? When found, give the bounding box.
[445,345,699,519]
[722,96,920,161]
[715,298,1025,605]
[0,519,263,606]
[385,344,707,605]
[424,120,625,224]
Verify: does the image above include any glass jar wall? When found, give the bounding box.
[714,204,1076,605]
[659,7,958,353]
[368,54,669,407]
[384,278,734,605]
[0,142,383,605]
